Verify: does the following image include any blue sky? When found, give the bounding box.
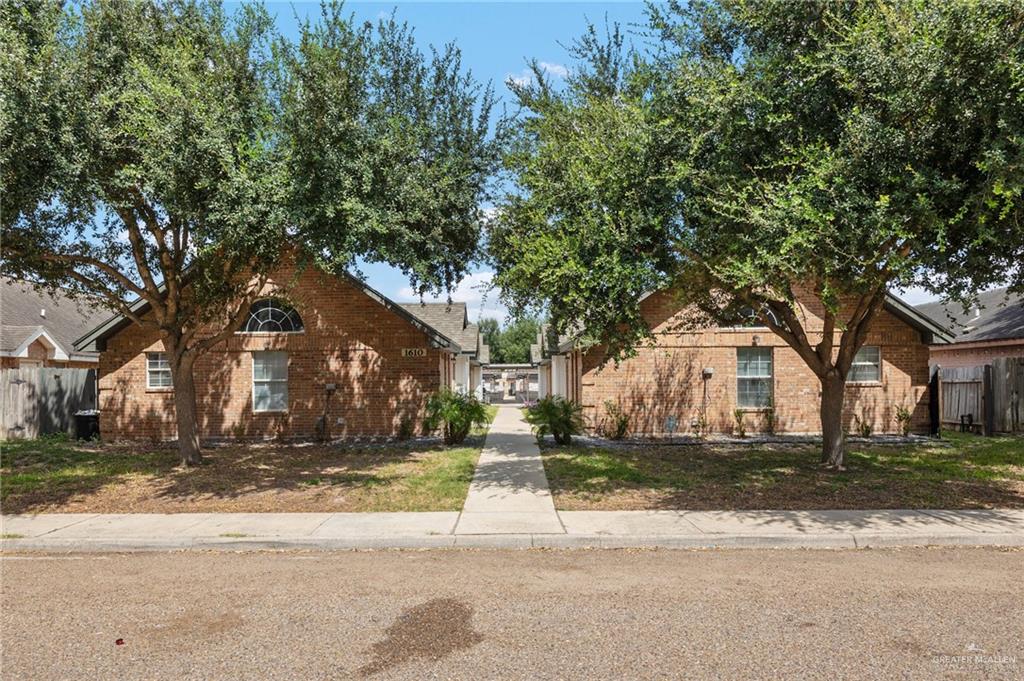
[267,1,654,322]
[265,2,938,319]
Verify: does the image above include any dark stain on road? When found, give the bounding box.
[358,598,484,676]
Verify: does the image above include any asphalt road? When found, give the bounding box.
[2,548,1021,680]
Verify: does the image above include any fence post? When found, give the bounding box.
[982,364,995,437]
[928,365,941,436]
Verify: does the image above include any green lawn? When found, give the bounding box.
[541,432,1024,510]
[1,408,498,514]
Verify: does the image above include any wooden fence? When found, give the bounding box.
[939,358,1024,434]
[1,367,98,440]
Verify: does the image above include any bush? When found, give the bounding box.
[424,389,490,445]
[894,405,912,437]
[854,413,873,438]
[602,400,630,440]
[397,416,415,441]
[525,396,584,445]
[733,408,746,438]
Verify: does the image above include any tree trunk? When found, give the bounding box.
[819,371,847,468]
[167,346,202,466]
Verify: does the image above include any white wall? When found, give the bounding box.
[551,355,567,398]
[470,365,483,399]
[454,354,471,394]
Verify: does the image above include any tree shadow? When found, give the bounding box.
[541,436,1024,512]
[0,436,473,514]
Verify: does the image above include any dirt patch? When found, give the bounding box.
[358,598,484,676]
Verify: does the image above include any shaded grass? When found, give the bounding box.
[1,429,490,514]
[541,431,1024,510]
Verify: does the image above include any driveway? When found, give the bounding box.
[2,548,1021,679]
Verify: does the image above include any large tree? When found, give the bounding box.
[1,0,502,465]
[490,1,1024,466]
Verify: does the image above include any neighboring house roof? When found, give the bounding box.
[398,302,481,357]
[1,277,109,362]
[74,271,462,353]
[915,287,1024,344]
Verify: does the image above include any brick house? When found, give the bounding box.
[536,290,951,437]
[915,287,1024,369]
[74,265,472,441]
[397,302,488,398]
[1,277,107,369]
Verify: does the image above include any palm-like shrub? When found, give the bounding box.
[525,396,584,445]
[424,389,490,445]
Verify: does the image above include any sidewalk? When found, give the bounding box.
[3,509,1023,551]
[455,406,563,535]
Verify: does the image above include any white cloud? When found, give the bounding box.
[507,70,533,87]
[397,270,508,322]
[506,61,569,88]
[538,61,569,79]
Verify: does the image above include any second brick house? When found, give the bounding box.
[536,289,952,437]
[75,263,478,441]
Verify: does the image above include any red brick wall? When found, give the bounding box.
[580,290,933,436]
[98,267,447,441]
[928,342,1024,369]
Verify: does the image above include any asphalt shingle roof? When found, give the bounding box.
[1,278,109,357]
[915,287,1024,343]
[398,302,481,356]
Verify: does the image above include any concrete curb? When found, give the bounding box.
[4,532,1022,553]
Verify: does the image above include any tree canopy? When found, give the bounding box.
[490,0,1024,465]
[478,316,541,363]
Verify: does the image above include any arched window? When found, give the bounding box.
[241,299,304,333]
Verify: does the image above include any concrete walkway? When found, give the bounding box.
[455,405,564,535]
[2,509,1023,551]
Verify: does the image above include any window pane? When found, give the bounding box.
[242,298,304,333]
[253,352,287,380]
[850,346,881,382]
[737,348,772,407]
[737,348,772,378]
[253,382,287,411]
[150,371,171,387]
[738,378,772,408]
[147,352,169,370]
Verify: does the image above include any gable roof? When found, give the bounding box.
[549,291,953,354]
[74,271,462,353]
[915,287,1024,344]
[398,302,481,357]
[1,277,109,361]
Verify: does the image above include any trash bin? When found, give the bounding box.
[74,410,100,440]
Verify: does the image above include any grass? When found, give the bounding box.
[540,431,1024,510]
[0,418,496,514]
[1,533,25,539]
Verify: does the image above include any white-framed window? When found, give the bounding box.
[737,347,773,408]
[240,299,304,333]
[146,352,172,389]
[731,305,781,329]
[849,346,882,383]
[252,351,288,412]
